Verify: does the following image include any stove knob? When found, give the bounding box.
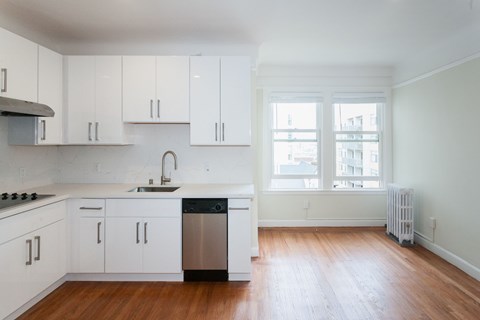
[11,192,18,200]
[31,193,38,200]
[215,204,222,211]
[21,193,28,200]
[1,193,8,200]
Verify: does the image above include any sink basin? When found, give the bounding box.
[129,186,180,193]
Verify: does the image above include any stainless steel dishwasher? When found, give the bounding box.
[182,198,228,281]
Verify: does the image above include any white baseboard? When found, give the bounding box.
[414,232,480,281]
[66,273,184,282]
[258,219,386,227]
[5,277,66,320]
[229,273,251,281]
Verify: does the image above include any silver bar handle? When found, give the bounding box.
[228,207,250,210]
[34,236,41,261]
[97,221,102,244]
[222,123,225,141]
[157,99,160,118]
[150,100,153,118]
[144,222,148,244]
[1,68,7,93]
[88,122,93,141]
[136,222,140,244]
[26,239,32,265]
[215,123,218,141]
[41,120,46,141]
[95,122,99,141]
[79,207,103,210]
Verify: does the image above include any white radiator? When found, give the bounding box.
[387,184,414,246]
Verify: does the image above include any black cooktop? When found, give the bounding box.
[0,192,55,211]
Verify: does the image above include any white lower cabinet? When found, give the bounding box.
[69,199,105,273]
[105,199,181,274]
[228,199,252,279]
[0,201,66,320]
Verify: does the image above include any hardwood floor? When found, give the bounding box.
[19,228,480,320]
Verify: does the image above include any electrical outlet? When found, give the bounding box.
[429,217,437,229]
[303,200,310,209]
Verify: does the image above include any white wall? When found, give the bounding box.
[256,66,391,226]
[0,118,58,191]
[393,57,480,276]
[58,124,253,184]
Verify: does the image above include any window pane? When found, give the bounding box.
[273,131,317,141]
[271,179,319,189]
[334,103,379,131]
[273,142,317,175]
[273,103,316,129]
[333,180,380,189]
[335,141,379,177]
[335,133,379,141]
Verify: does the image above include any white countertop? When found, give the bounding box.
[0,183,254,220]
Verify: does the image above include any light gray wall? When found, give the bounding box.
[393,57,480,271]
[0,118,58,191]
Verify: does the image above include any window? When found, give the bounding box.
[265,90,387,191]
[269,94,322,189]
[333,94,384,189]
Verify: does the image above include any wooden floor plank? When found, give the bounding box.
[18,227,480,320]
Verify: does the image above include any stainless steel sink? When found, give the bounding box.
[129,186,180,192]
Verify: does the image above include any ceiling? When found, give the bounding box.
[1,0,480,78]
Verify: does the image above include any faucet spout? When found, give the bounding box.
[161,150,178,185]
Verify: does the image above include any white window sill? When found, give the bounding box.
[262,189,387,196]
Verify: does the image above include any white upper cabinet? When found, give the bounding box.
[220,57,252,145]
[37,46,63,144]
[190,56,221,145]
[123,56,189,123]
[64,56,129,145]
[190,56,251,146]
[0,27,38,102]
[8,46,63,145]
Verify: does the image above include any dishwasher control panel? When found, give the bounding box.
[182,198,228,213]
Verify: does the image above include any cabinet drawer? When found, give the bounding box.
[228,199,251,211]
[0,201,66,245]
[70,199,106,217]
[106,199,181,218]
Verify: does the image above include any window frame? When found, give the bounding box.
[262,88,391,192]
[267,93,323,187]
[332,96,385,189]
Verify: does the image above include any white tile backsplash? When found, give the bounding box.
[0,118,58,191]
[1,121,253,190]
[57,124,253,184]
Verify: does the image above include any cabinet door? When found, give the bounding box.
[0,28,38,102]
[30,219,67,297]
[65,56,96,144]
[0,235,31,320]
[220,57,252,145]
[190,56,221,145]
[122,56,156,122]
[70,217,105,273]
[38,46,63,144]
[143,218,181,273]
[228,199,251,274]
[105,217,143,273]
[156,56,190,123]
[94,56,123,143]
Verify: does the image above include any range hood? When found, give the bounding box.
[0,96,54,117]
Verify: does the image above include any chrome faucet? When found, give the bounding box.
[161,150,178,185]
